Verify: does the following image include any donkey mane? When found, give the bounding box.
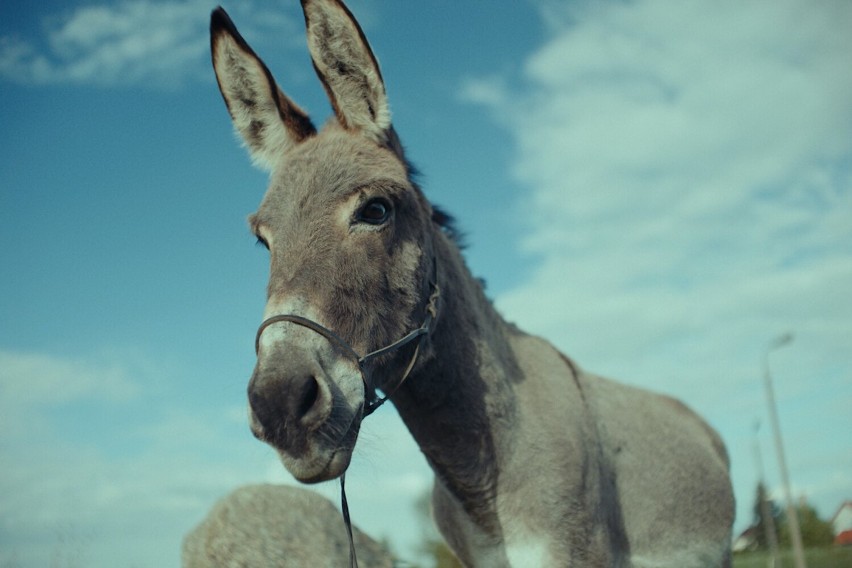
[402,155,466,249]
[431,203,466,249]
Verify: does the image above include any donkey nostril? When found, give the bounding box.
[248,389,275,432]
[248,370,324,432]
[296,376,320,420]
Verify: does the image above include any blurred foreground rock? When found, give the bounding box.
[183,484,394,567]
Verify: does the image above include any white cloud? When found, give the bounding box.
[0,0,299,87]
[465,0,852,533]
[0,348,257,567]
[0,349,141,441]
[0,347,433,567]
[0,349,139,404]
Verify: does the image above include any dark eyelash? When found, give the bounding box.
[255,235,269,249]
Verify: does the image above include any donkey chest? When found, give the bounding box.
[431,422,601,566]
[433,482,558,567]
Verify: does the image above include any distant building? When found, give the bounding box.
[733,526,758,553]
[832,501,852,546]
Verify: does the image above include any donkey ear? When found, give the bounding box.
[301,0,391,144]
[211,7,316,169]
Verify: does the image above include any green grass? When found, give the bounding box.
[733,547,852,568]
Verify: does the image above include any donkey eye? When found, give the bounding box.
[357,198,392,225]
[255,235,269,250]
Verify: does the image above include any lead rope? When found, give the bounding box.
[341,474,359,568]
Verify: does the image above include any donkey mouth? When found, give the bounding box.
[301,413,362,483]
[264,408,363,484]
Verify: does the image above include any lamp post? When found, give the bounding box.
[762,333,806,568]
[753,421,779,568]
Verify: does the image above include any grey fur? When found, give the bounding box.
[211,1,735,565]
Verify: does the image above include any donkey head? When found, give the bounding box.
[211,1,438,483]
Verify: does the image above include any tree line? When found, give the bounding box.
[746,482,835,551]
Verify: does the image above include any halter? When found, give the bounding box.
[253,265,440,567]
[254,271,440,417]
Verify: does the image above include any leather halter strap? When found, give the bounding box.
[253,272,440,416]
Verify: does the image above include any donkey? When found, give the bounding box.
[210,1,735,566]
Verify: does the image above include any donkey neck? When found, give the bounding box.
[391,233,520,535]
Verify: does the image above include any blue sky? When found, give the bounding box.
[1,0,850,566]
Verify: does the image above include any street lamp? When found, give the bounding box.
[753,421,779,567]
[762,332,806,568]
